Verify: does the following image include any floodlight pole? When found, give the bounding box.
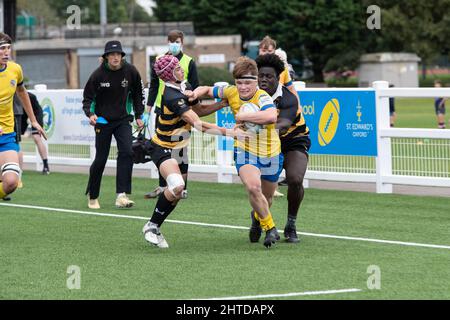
[100,0,107,37]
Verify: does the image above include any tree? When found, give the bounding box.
[17,0,62,25]
[153,0,366,82]
[243,0,303,58]
[153,0,252,38]
[362,0,450,76]
[291,0,366,82]
[152,0,450,82]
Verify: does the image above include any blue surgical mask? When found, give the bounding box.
[169,42,182,56]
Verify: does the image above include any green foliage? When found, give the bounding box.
[419,74,450,87]
[154,0,450,83]
[361,0,450,63]
[3,171,450,299]
[197,66,234,86]
[154,0,367,82]
[293,0,366,82]
[325,77,358,88]
[17,0,62,24]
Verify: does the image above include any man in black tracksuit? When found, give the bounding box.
[82,40,145,209]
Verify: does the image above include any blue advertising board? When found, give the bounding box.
[216,105,235,151]
[299,90,377,156]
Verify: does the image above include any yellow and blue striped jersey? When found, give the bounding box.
[0,61,23,134]
[213,85,281,157]
[279,67,293,87]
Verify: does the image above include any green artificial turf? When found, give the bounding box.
[1,171,449,299]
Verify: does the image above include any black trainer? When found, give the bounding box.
[278,178,288,186]
[42,167,50,175]
[2,196,11,201]
[263,227,280,248]
[284,224,300,243]
[249,210,262,243]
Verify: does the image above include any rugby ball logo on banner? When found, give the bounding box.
[318,98,340,147]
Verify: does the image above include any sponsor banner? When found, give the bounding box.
[299,90,377,156]
[30,89,150,146]
[30,90,95,145]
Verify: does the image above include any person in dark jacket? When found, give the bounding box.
[82,40,145,209]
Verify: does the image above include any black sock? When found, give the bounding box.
[150,192,176,227]
[159,174,167,188]
[287,215,297,227]
[43,159,49,169]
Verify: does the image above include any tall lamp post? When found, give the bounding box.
[100,0,107,37]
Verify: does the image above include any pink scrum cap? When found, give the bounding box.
[154,54,182,82]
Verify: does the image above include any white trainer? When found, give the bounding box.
[88,197,100,209]
[142,222,169,248]
[115,193,134,208]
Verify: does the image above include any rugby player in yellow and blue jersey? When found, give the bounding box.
[193,56,283,248]
[0,32,46,200]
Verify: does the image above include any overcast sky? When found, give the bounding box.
[136,0,155,16]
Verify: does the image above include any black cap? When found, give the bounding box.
[102,40,125,59]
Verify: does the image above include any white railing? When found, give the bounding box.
[22,81,450,193]
[374,81,450,191]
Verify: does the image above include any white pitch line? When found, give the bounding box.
[193,288,362,300]
[2,202,450,250]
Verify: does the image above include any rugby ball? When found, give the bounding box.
[240,102,262,133]
[318,98,340,147]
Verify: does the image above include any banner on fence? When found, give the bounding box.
[216,105,235,151]
[30,90,95,145]
[299,90,377,156]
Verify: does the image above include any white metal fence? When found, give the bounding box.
[22,81,450,193]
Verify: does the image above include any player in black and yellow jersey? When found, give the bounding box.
[142,54,247,248]
[255,53,311,243]
[0,32,46,201]
[145,29,199,199]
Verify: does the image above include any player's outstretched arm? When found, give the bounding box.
[193,86,214,99]
[16,85,47,140]
[181,109,249,139]
[192,100,227,117]
[236,107,277,125]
